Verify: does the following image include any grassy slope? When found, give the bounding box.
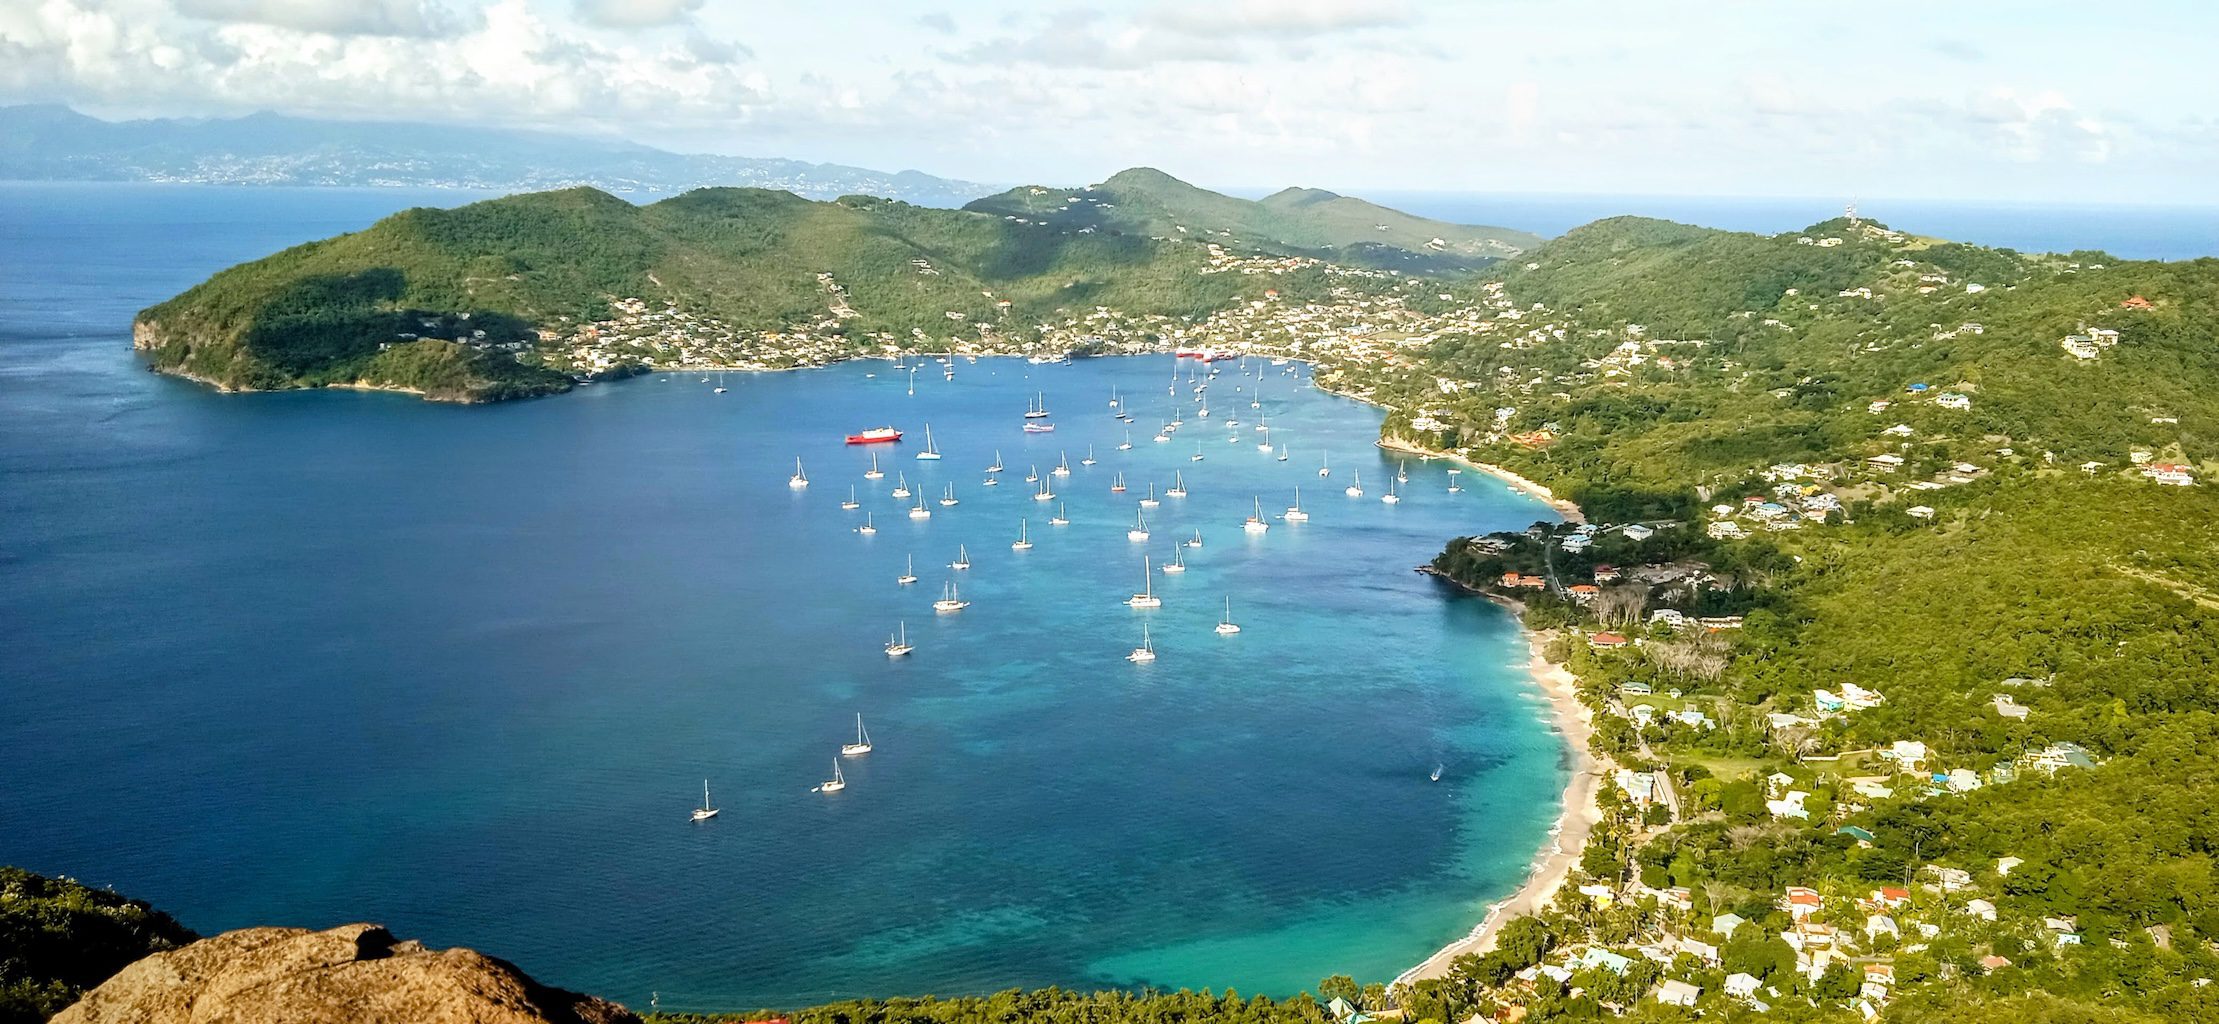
[0,868,197,1024]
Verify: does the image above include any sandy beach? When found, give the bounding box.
[1393,634,1601,987]
[1373,436,1586,524]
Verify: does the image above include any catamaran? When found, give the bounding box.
[1127,557,1161,608]
[950,544,971,570]
[841,486,860,510]
[858,514,877,535]
[1382,476,1401,505]
[1243,497,1271,533]
[916,424,942,460]
[816,760,846,793]
[1012,519,1034,551]
[1285,487,1310,522]
[865,452,884,480]
[940,483,959,506]
[1163,547,1187,573]
[789,458,809,489]
[1166,471,1188,498]
[1050,502,1070,526]
[691,780,719,821]
[842,714,874,756]
[1215,596,1242,635]
[1139,484,1159,509]
[1127,509,1150,541]
[891,472,912,499]
[1127,623,1157,663]
[898,555,917,585]
[1345,470,1364,498]
[933,579,969,612]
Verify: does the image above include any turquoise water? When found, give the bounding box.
[0,184,1568,1010]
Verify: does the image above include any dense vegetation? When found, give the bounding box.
[0,868,195,1024]
[963,167,1541,272]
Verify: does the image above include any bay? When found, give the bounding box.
[0,184,1567,1011]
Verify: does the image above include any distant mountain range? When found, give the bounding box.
[965,167,1544,272]
[0,104,998,207]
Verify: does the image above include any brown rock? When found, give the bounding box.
[54,922,640,1024]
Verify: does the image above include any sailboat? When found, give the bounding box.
[1127,623,1157,663]
[1052,452,1071,477]
[940,483,959,507]
[1025,465,1039,483]
[933,579,969,612]
[789,458,809,489]
[1382,475,1401,505]
[858,514,878,535]
[865,452,884,480]
[1081,445,1097,467]
[1012,518,1034,551]
[1034,478,1055,501]
[1139,484,1160,509]
[1050,502,1070,526]
[841,486,860,510]
[1163,547,1187,573]
[898,555,918,585]
[1243,497,1271,533]
[1397,461,1410,483]
[982,474,999,487]
[1166,471,1187,498]
[1285,487,1310,522]
[1128,509,1151,542]
[691,780,719,821]
[1197,396,1210,418]
[988,451,1005,473]
[951,544,972,570]
[1447,468,1463,493]
[1257,427,1273,453]
[842,714,874,756]
[885,621,914,656]
[1109,387,1121,409]
[1345,470,1364,498]
[1118,431,1134,451]
[713,371,727,394]
[1024,392,1050,419]
[815,760,846,793]
[1127,557,1161,608]
[1277,444,1289,462]
[1191,442,1206,462]
[909,497,931,519]
[1215,596,1242,635]
[916,424,942,460]
[1319,452,1331,478]
[1108,471,1129,494]
[1430,763,1445,783]
[891,472,912,499]
[1186,528,1204,549]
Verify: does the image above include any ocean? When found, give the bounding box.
[0,184,1568,1011]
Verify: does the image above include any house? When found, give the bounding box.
[1589,632,1631,649]
[1677,935,1720,964]
[1997,856,2024,876]
[1851,778,1893,800]
[1866,453,1905,471]
[1871,886,1912,910]
[1906,505,1936,520]
[1814,689,1847,713]
[1883,423,1916,437]
[1620,524,1655,542]
[1784,886,1824,920]
[1654,979,1701,1007]
[1767,790,1810,820]
[1841,683,1885,709]
[1925,865,1974,892]
[1327,998,1363,1024]
[1946,768,1983,792]
[1887,740,1929,771]
[2123,294,2153,309]
[1765,771,1799,796]
[1577,948,1633,976]
[1964,898,1998,921]
[1649,608,1690,629]
[1861,964,1895,1002]
[1864,914,1900,941]
[1725,972,1762,998]
[1713,912,1748,939]
[1979,955,2013,971]
[2028,741,2097,773]
[1568,583,1601,602]
[1708,520,1747,539]
[1577,883,1616,907]
[1838,825,1878,844]
[1935,392,1972,410]
[1615,769,1657,807]
[1593,564,1622,582]
[1621,680,1654,696]
[1994,694,2030,719]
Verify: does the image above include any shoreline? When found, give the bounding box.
[1394,631,1600,988]
[1375,435,1585,524]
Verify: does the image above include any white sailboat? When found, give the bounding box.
[1215,596,1242,635]
[1163,547,1187,573]
[1382,475,1401,505]
[909,498,931,519]
[891,472,911,499]
[1081,445,1097,467]
[1034,478,1055,501]
[1118,431,1134,451]
[982,474,999,487]
[1447,468,1463,494]
[940,483,959,507]
[1190,442,1206,462]
[1127,556,1161,608]
[1012,518,1034,550]
[1319,452,1331,478]
[1111,472,1127,493]
[1285,487,1310,522]
[789,458,809,489]
[858,514,878,535]
[933,579,969,612]
[1127,622,1157,663]
[841,486,860,510]
[815,760,846,793]
[1277,444,1289,462]
[1430,763,1444,782]
[865,452,884,480]
[1128,509,1151,542]
[1139,484,1159,509]
[1397,461,1410,483]
[885,621,914,656]
[916,423,942,460]
[1186,528,1204,549]
[842,714,874,756]
[1166,471,1188,498]
[1024,391,1050,419]
[1025,465,1039,483]
[1257,427,1273,453]
[951,544,971,570]
[988,450,1005,473]
[1050,502,1070,526]
[691,780,719,821]
[1053,452,1071,477]
[1243,497,1271,533]
[1345,470,1364,498]
[898,555,918,585]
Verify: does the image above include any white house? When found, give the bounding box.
[1654,979,1701,1007]
[1714,912,1749,939]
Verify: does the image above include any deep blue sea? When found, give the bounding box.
[0,184,1570,1011]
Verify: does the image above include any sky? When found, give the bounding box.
[2,0,2215,203]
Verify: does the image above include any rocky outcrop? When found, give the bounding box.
[54,923,638,1024]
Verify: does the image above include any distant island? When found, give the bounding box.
[131,168,1535,401]
[0,104,995,207]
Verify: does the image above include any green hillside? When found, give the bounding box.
[0,867,196,1024]
[963,167,1542,272]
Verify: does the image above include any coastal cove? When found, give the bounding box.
[0,184,1575,1011]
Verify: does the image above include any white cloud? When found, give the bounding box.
[173,0,474,37]
[572,0,702,29]
[1140,0,1412,38]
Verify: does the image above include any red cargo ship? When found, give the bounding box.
[845,426,904,445]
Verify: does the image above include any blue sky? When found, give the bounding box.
[3,0,2213,203]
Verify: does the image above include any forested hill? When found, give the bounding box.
[962,167,1542,272]
[131,185,1325,401]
